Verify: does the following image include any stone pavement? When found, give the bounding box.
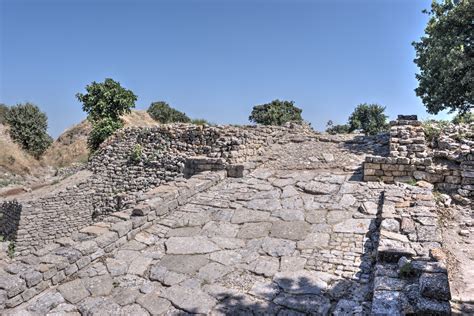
[5,139,390,315]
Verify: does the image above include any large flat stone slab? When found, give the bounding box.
[158,254,209,273]
[161,285,217,314]
[57,279,90,304]
[333,218,373,234]
[165,236,220,254]
[270,221,311,241]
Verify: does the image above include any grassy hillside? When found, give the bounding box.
[42,110,157,168]
[0,124,43,178]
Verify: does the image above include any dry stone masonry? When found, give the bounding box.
[0,123,314,255]
[372,183,451,315]
[0,170,227,312]
[364,115,473,205]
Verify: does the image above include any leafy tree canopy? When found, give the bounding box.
[413,0,473,115]
[5,103,53,158]
[76,78,137,122]
[147,101,190,123]
[348,103,389,135]
[76,78,137,151]
[249,100,303,126]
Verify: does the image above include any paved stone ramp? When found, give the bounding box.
[6,140,389,315]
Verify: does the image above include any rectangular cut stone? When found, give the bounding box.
[95,231,118,248]
[333,219,372,234]
[365,163,381,170]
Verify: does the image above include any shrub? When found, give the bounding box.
[348,103,389,135]
[8,241,15,258]
[87,118,123,151]
[129,144,143,164]
[422,119,450,143]
[452,112,474,125]
[399,262,416,278]
[147,101,190,123]
[191,118,211,126]
[325,120,350,135]
[0,103,9,124]
[5,103,53,158]
[249,100,303,126]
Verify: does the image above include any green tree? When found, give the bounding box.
[147,101,190,123]
[348,103,388,135]
[5,103,53,158]
[249,100,303,125]
[76,78,137,122]
[87,118,124,151]
[325,120,350,135]
[0,103,9,124]
[76,78,137,150]
[413,0,473,115]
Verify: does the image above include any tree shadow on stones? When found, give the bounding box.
[341,134,389,182]
[341,134,390,157]
[174,192,386,315]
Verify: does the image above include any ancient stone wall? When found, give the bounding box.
[372,183,451,315]
[0,170,227,310]
[0,123,314,255]
[364,115,473,204]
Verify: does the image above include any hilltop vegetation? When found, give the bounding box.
[43,110,156,168]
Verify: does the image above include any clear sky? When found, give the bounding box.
[0,0,448,138]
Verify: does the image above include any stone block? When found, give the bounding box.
[95,231,118,248]
[227,164,244,178]
[110,221,133,237]
[365,163,381,170]
[0,272,26,298]
[419,273,451,300]
[371,290,402,315]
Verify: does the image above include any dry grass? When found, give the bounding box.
[121,110,157,127]
[41,119,92,168]
[0,124,42,176]
[42,110,157,168]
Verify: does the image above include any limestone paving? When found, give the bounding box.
[4,139,387,315]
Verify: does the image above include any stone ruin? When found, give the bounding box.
[0,116,471,315]
[364,115,473,205]
[0,123,312,255]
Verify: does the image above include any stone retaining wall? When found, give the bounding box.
[0,170,227,310]
[0,123,314,255]
[364,115,473,204]
[372,183,451,315]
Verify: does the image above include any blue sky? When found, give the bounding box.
[0,0,447,137]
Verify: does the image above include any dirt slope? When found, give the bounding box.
[0,124,43,179]
[42,110,157,168]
